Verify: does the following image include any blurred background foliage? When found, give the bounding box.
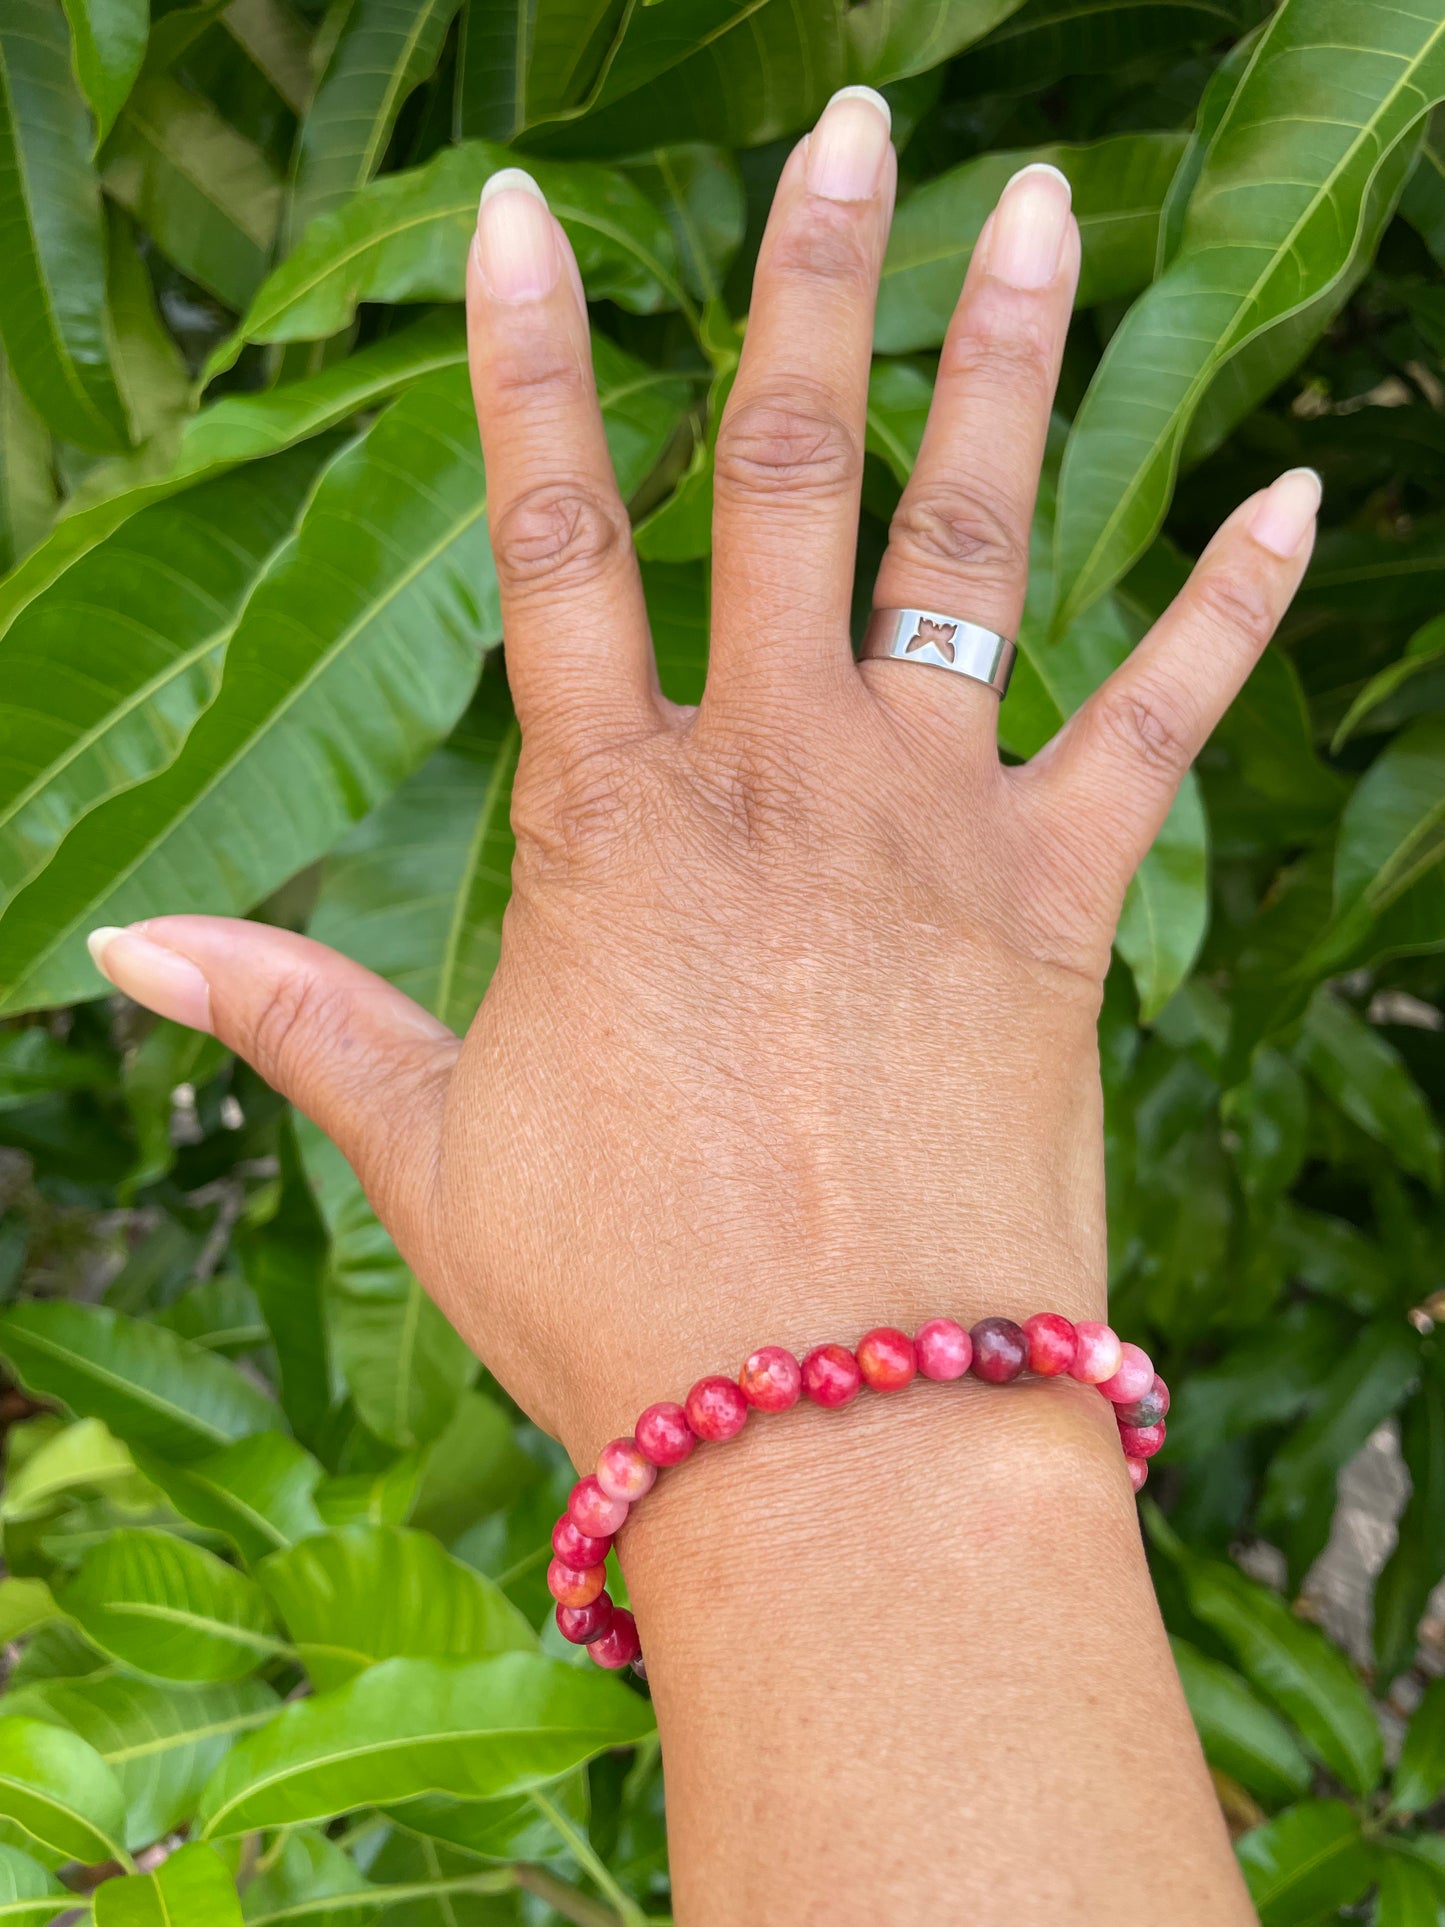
[1,0,1444,1918]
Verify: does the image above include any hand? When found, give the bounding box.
[88,92,1317,1463]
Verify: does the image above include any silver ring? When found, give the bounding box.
[861,607,1016,697]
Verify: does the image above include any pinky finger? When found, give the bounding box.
[1021,467,1321,902]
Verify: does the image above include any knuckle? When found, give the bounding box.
[1094,679,1196,780]
[771,201,877,293]
[684,728,817,857]
[486,338,588,416]
[889,482,1026,580]
[715,389,858,500]
[513,741,649,876]
[1191,565,1278,653]
[244,973,352,1093]
[944,311,1055,395]
[491,481,627,598]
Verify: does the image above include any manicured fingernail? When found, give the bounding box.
[475,168,560,302]
[805,85,891,202]
[87,925,212,1032]
[987,163,1072,290]
[1250,467,1322,559]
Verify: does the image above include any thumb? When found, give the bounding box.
[88,915,459,1262]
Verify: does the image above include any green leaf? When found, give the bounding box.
[845,0,1022,85]
[0,1300,280,1460]
[0,1717,128,1868]
[237,1828,376,1927]
[55,1527,285,1682]
[1236,1800,1375,1925]
[962,0,1235,95]
[60,0,147,148]
[875,132,1186,353]
[259,1524,536,1689]
[95,1844,244,1926]
[1396,1674,1445,1815]
[222,0,315,113]
[1402,107,1445,263]
[0,1580,57,1649]
[310,659,519,1033]
[1375,1847,1445,1927]
[105,207,190,453]
[0,0,129,449]
[197,1653,656,1836]
[103,76,283,313]
[1053,0,1445,630]
[1,1416,135,1521]
[136,1430,327,1567]
[1377,1350,1445,1692]
[0,1844,67,1926]
[618,143,745,305]
[408,1389,533,1545]
[0,353,55,576]
[864,356,931,485]
[1332,615,1445,751]
[289,0,461,239]
[236,1116,332,1449]
[1169,1638,1312,1808]
[1298,989,1443,1189]
[1224,1048,1310,1202]
[1115,779,1208,1023]
[1313,718,1445,971]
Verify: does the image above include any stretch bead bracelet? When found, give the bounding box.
[548,1313,1169,1675]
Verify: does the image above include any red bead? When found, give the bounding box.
[548,1558,606,1608]
[1116,1376,1170,1429]
[635,1402,695,1467]
[557,1594,614,1644]
[914,1318,972,1381]
[1024,1313,1076,1376]
[1070,1321,1122,1385]
[588,1607,641,1669]
[1098,1343,1155,1405]
[685,1375,749,1441]
[596,1437,657,1503]
[855,1327,916,1392]
[801,1343,863,1407]
[1126,1457,1149,1493]
[568,1475,628,1539]
[1118,1420,1166,1459]
[738,1345,802,1412]
[552,1516,611,1567]
[969,1317,1028,1383]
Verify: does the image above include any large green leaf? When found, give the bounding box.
[55,1528,285,1682]
[94,1844,244,1926]
[1236,1800,1375,1925]
[1054,0,1445,630]
[0,1299,279,1459]
[237,1828,378,1927]
[0,0,128,450]
[1395,1674,1445,1816]
[104,206,190,453]
[961,0,1234,95]
[1298,989,1444,1189]
[259,1524,536,1689]
[845,0,1022,85]
[1376,1349,1445,1691]
[311,659,518,1033]
[289,0,462,239]
[0,1718,127,1868]
[236,1116,332,1450]
[1169,1638,1312,1809]
[455,0,627,145]
[0,1843,68,1926]
[197,1653,656,1836]
[1375,1848,1445,1927]
[136,1431,327,1567]
[619,143,745,305]
[0,353,54,576]
[60,0,147,147]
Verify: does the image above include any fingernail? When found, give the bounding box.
[475,168,560,302]
[1250,467,1322,558]
[87,925,212,1032]
[986,163,1072,290]
[805,85,891,202]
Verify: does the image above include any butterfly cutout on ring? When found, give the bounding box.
[904,616,958,663]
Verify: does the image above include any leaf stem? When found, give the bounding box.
[528,1786,647,1927]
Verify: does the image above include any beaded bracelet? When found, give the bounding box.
[548,1313,1169,1675]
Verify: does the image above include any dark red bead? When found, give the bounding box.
[635,1401,695,1467]
[557,1594,614,1644]
[738,1345,802,1412]
[1118,1419,1166,1459]
[969,1317,1028,1383]
[801,1343,863,1407]
[552,1516,611,1568]
[1023,1312,1076,1376]
[685,1375,749,1441]
[855,1327,916,1392]
[588,1607,641,1669]
[1116,1376,1170,1429]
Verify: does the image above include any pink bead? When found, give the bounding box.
[738,1345,802,1412]
[552,1516,611,1568]
[969,1317,1028,1383]
[567,1475,628,1539]
[685,1375,749,1441]
[588,1607,641,1669]
[1024,1313,1076,1377]
[1126,1457,1149,1493]
[635,1401,695,1467]
[801,1343,863,1408]
[548,1558,606,1608]
[914,1318,972,1381]
[1117,1376,1170,1429]
[596,1437,657,1503]
[557,1595,614,1644]
[1070,1321,1122,1385]
[1118,1420,1166,1459]
[1097,1343,1155,1405]
[855,1327,916,1392]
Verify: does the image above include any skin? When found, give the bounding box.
[88,90,1321,1925]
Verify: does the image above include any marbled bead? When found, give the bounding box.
[685,1375,749,1441]
[567,1474,629,1539]
[969,1317,1028,1383]
[1118,1419,1166,1459]
[801,1343,863,1407]
[1024,1312,1076,1376]
[1070,1321,1122,1385]
[635,1401,695,1467]
[856,1327,917,1392]
[556,1595,614,1644]
[739,1345,803,1412]
[1126,1457,1149,1494]
[588,1607,641,1670]
[552,1516,611,1568]
[548,1557,606,1608]
[596,1437,658,1503]
[1097,1343,1155,1406]
[1116,1376,1170,1429]
[914,1318,972,1381]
